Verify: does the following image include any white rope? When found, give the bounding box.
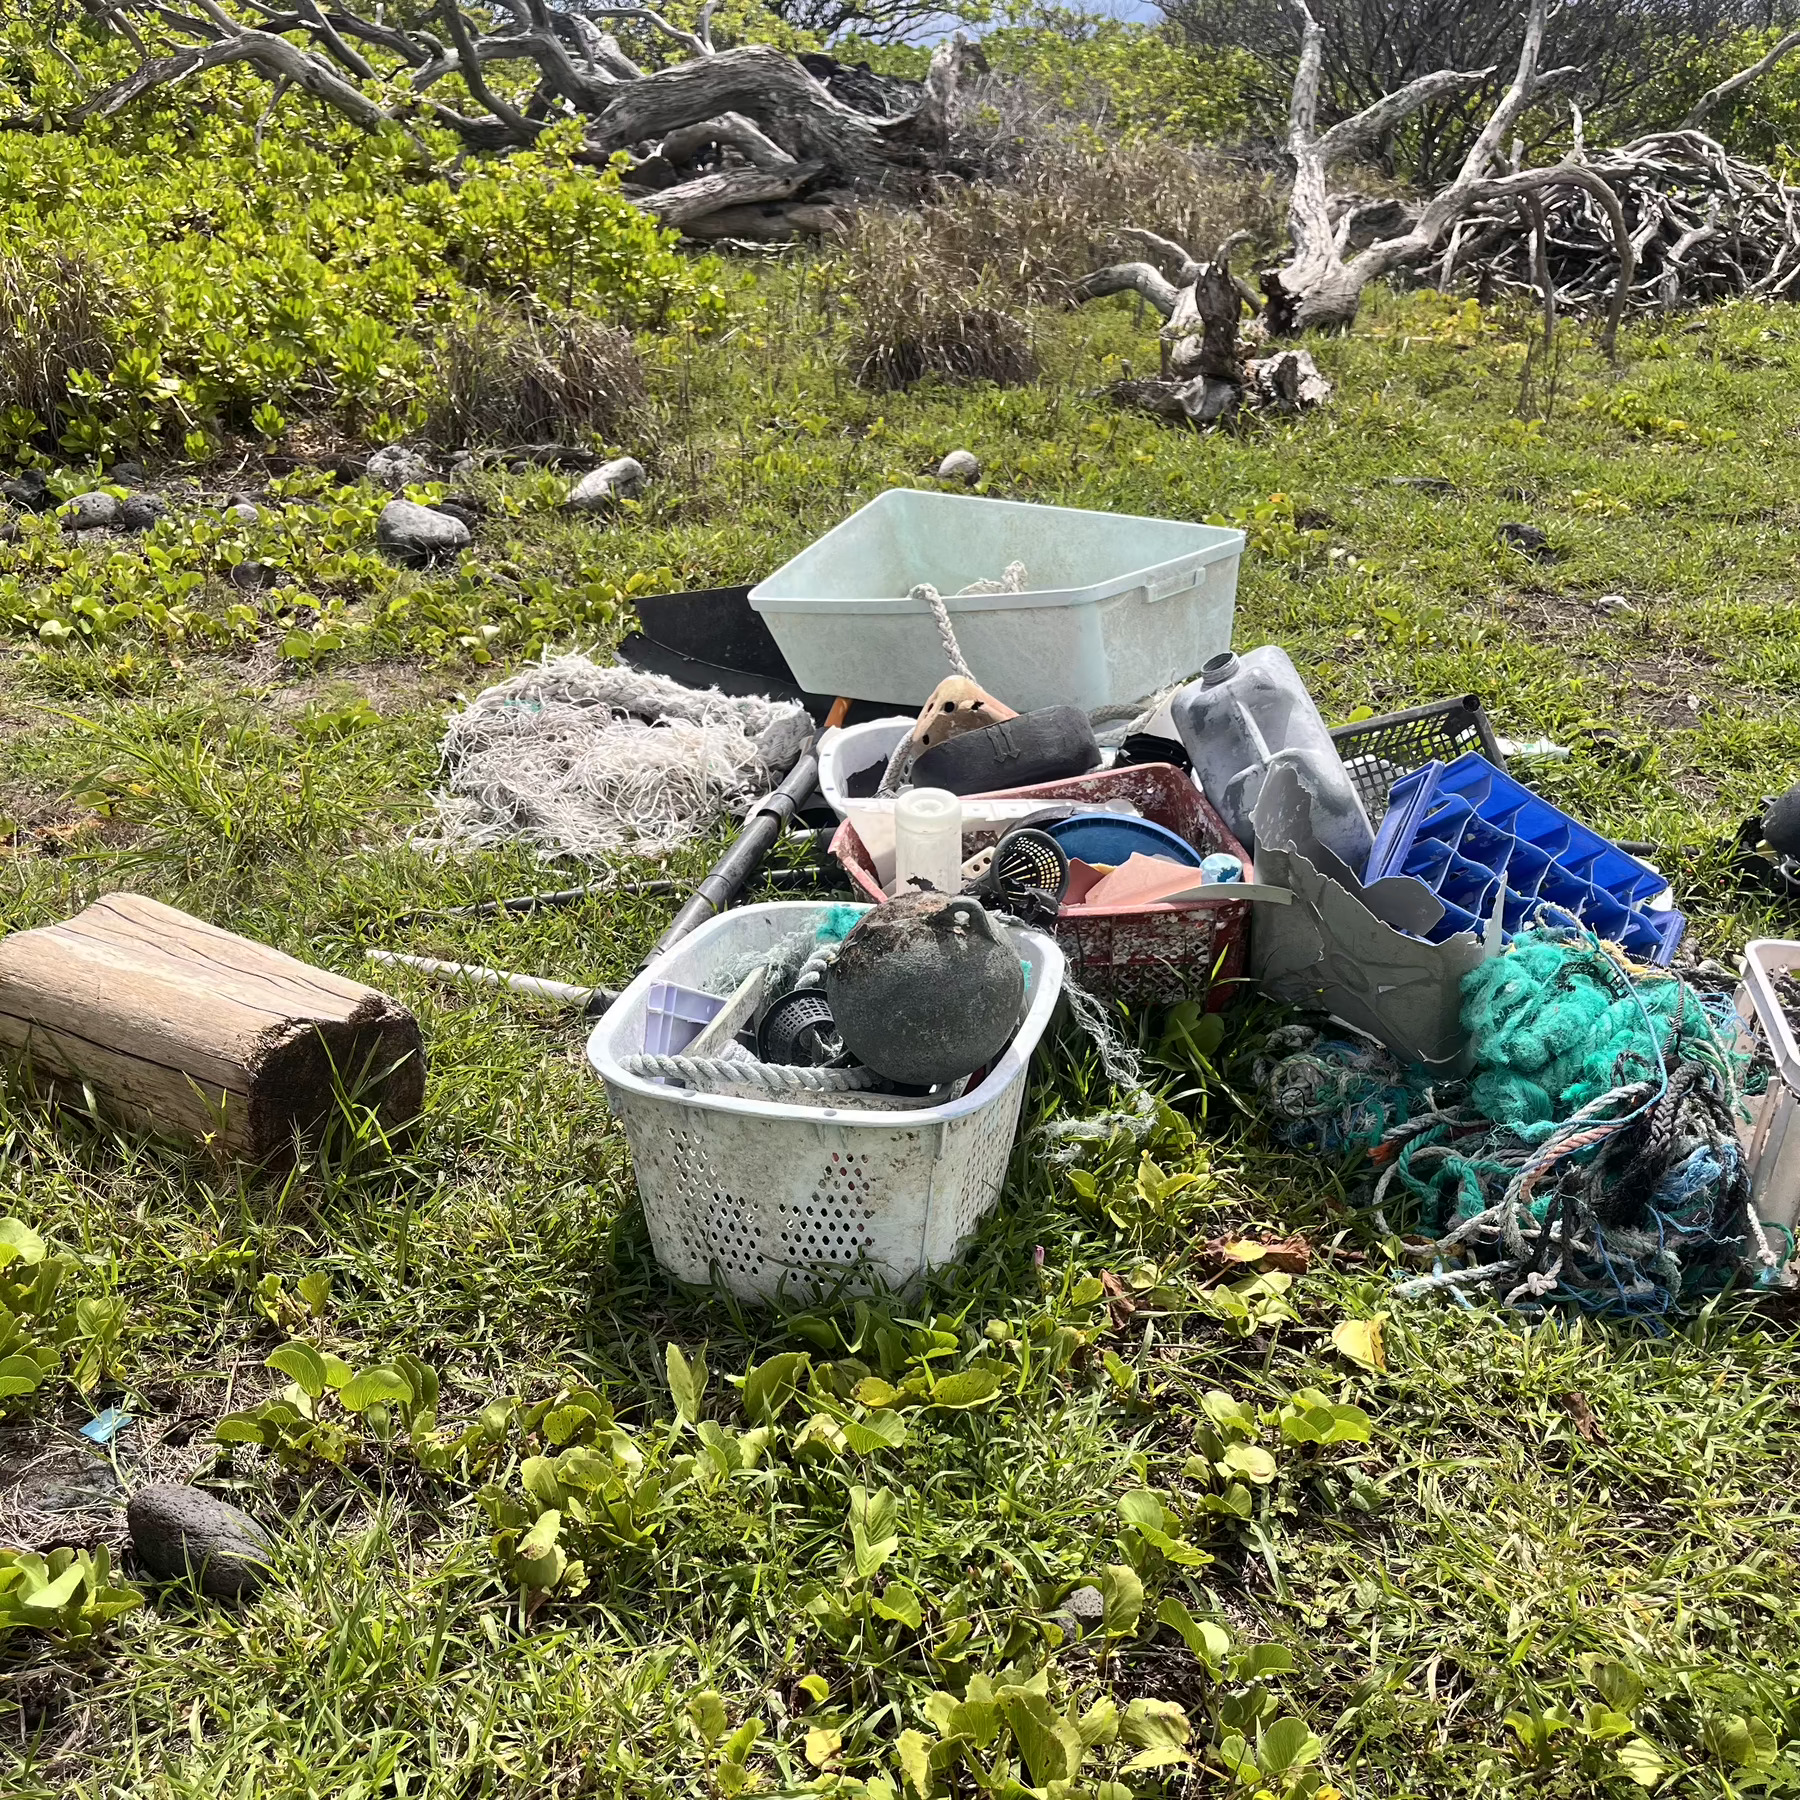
[1031,972,1160,1164]
[623,1054,881,1094]
[875,569,1024,797]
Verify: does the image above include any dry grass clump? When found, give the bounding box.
[918,137,1283,307]
[0,252,111,432]
[844,217,1039,391]
[423,302,647,448]
[838,94,1281,393]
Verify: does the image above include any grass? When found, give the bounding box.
[1,269,1800,1799]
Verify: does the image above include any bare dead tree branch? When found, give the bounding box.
[1685,26,1800,129]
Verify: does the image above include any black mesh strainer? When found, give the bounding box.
[966,826,1069,925]
[757,988,851,1067]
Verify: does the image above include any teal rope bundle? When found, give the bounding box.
[1254,928,1783,1320]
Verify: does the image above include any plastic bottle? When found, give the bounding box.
[1172,647,1374,870]
[893,787,964,896]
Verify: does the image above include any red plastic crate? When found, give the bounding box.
[829,763,1252,1009]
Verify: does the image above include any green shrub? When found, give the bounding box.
[979,17,1265,148]
[0,113,716,460]
[0,1546,141,1647]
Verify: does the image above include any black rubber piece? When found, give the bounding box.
[910,707,1101,796]
[1113,731,1193,773]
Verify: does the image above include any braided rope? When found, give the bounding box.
[1259,927,1778,1318]
[624,1055,881,1095]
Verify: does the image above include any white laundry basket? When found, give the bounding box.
[749,489,1244,713]
[587,903,1065,1303]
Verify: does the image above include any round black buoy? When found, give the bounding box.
[826,893,1025,1088]
[1764,780,1800,861]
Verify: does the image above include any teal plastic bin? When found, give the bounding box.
[749,489,1244,712]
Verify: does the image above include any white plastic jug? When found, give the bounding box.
[1173,647,1374,870]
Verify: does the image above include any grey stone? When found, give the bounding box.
[2,471,50,512]
[127,1482,273,1601]
[228,561,272,592]
[431,501,479,532]
[377,498,470,564]
[564,456,646,511]
[106,461,149,487]
[937,448,981,484]
[222,501,261,526]
[60,491,120,531]
[1051,1583,1106,1637]
[365,444,432,487]
[1497,521,1554,561]
[118,496,164,533]
[448,454,479,481]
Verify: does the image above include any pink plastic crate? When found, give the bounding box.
[830,763,1252,1009]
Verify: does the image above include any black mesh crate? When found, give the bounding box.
[1329,695,1504,825]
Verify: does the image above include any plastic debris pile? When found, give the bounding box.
[1255,929,1778,1320]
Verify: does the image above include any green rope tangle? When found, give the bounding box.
[1254,928,1788,1322]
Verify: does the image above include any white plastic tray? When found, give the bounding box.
[750,489,1243,713]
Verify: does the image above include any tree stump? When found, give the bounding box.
[0,894,424,1159]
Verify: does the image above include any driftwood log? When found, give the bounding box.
[0,893,423,1159]
[22,5,983,242]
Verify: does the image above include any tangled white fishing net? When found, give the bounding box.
[421,655,812,861]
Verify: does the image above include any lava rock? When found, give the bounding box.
[106,460,148,487]
[1,471,51,512]
[1496,521,1554,560]
[60,491,120,531]
[365,444,432,487]
[127,1482,272,1601]
[937,448,981,484]
[430,500,480,532]
[564,456,646,511]
[222,501,261,526]
[448,454,479,481]
[377,497,470,564]
[228,561,272,592]
[1051,1583,1106,1637]
[117,496,164,533]
[825,893,1025,1088]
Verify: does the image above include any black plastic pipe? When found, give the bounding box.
[640,747,823,971]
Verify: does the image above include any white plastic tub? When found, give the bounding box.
[1737,940,1800,1245]
[815,716,1091,833]
[588,902,1065,1303]
[750,489,1244,713]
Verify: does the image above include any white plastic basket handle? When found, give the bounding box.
[1143,553,1209,603]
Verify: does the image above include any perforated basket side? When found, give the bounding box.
[1330,696,1502,824]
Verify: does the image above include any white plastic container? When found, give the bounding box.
[893,787,963,896]
[816,718,1081,846]
[587,903,1065,1303]
[750,489,1244,713]
[1736,940,1800,1245]
[643,981,724,1057]
[1172,646,1374,870]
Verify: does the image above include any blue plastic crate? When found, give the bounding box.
[1363,754,1685,964]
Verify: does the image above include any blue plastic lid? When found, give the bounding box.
[1043,813,1204,868]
